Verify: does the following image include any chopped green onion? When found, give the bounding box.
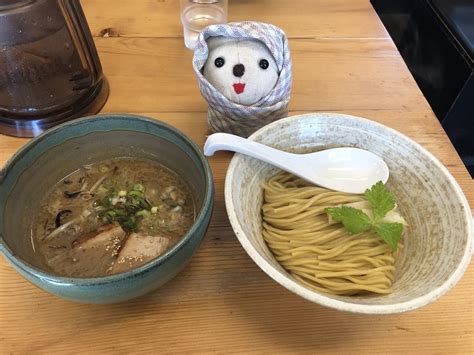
[135,196,151,209]
[128,190,144,198]
[122,219,137,232]
[105,210,117,218]
[133,183,145,192]
[95,180,156,232]
[135,209,149,217]
[97,185,108,194]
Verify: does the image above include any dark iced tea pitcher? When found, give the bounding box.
[0,0,109,137]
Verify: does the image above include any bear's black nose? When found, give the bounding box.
[233,64,245,77]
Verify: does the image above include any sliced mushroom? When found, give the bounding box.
[55,209,72,228]
[64,190,82,199]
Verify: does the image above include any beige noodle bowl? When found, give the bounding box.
[225,113,472,314]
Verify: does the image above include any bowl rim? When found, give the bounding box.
[225,112,473,314]
[0,113,214,285]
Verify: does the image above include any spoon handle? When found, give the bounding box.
[204,133,297,170]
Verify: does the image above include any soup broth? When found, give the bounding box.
[33,158,195,277]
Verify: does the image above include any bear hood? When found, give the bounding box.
[193,21,292,137]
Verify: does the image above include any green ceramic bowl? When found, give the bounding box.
[0,114,214,303]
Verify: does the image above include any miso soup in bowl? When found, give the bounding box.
[0,114,214,303]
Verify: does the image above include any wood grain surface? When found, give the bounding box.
[1,1,472,353]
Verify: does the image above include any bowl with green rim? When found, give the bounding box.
[0,114,214,303]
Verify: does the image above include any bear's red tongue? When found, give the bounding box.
[233,83,245,94]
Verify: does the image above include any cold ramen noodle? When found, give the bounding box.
[261,172,406,296]
[33,158,195,277]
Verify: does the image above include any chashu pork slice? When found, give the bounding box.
[58,224,127,277]
[74,224,126,253]
[111,233,169,274]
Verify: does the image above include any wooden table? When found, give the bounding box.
[1,1,473,353]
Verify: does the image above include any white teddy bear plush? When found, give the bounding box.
[203,38,279,106]
[193,22,292,137]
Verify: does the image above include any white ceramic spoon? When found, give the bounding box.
[204,133,389,194]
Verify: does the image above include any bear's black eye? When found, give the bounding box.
[214,57,225,68]
[259,59,269,69]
